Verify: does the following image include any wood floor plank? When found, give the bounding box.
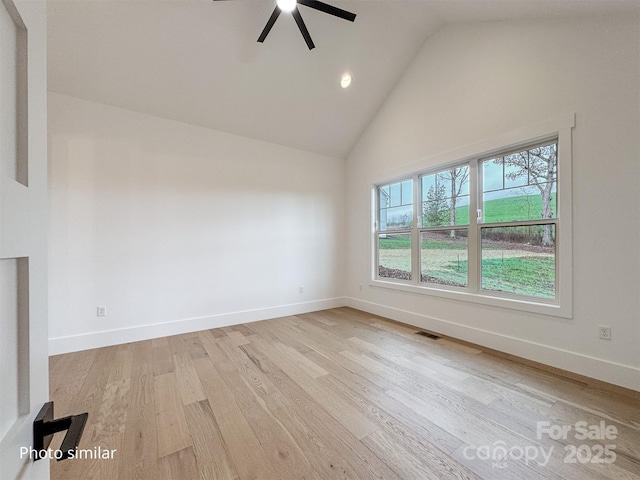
[252,315,354,360]
[225,329,251,347]
[89,377,131,441]
[152,345,174,377]
[272,341,329,378]
[308,350,465,455]
[228,323,257,337]
[233,346,373,480]
[108,344,134,382]
[362,428,481,480]
[435,337,483,355]
[216,339,378,480]
[519,382,640,428]
[151,337,168,347]
[49,348,98,413]
[371,320,420,335]
[119,363,160,480]
[183,336,209,360]
[336,312,485,365]
[353,339,500,405]
[131,339,153,367]
[129,361,154,407]
[549,400,640,473]
[171,352,206,405]
[387,385,533,448]
[250,336,380,440]
[208,327,228,339]
[50,308,640,480]
[245,338,404,480]
[153,372,191,458]
[167,334,192,356]
[302,311,338,326]
[193,344,281,480]
[160,446,199,480]
[450,441,563,480]
[62,346,118,418]
[183,399,240,480]
[216,339,313,479]
[349,336,471,382]
[51,433,123,480]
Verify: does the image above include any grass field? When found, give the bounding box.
[381,194,555,248]
[378,194,556,298]
[445,193,556,225]
[480,256,555,298]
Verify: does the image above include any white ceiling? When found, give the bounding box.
[48,0,640,158]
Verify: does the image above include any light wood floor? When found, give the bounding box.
[49,307,640,480]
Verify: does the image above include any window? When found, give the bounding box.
[377,180,413,280]
[420,167,470,288]
[373,131,571,317]
[480,143,557,299]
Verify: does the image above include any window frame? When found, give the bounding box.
[370,114,573,318]
[477,140,559,300]
[418,163,472,292]
[374,177,416,285]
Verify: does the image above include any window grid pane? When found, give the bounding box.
[378,233,412,281]
[482,142,557,223]
[420,230,468,287]
[481,225,556,299]
[421,166,470,228]
[378,180,413,231]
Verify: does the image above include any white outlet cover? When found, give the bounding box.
[598,325,611,340]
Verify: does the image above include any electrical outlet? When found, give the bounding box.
[598,325,611,340]
[299,285,304,294]
[97,306,107,317]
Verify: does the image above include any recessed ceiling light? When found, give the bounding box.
[341,73,352,89]
[276,0,297,12]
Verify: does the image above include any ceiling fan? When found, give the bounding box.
[214,0,356,50]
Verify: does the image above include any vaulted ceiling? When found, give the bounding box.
[47,0,640,158]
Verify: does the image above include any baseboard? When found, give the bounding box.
[49,297,346,356]
[345,297,640,392]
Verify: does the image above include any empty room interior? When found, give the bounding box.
[1,0,640,479]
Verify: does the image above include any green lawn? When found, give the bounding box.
[380,194,555,250]
[452,194,556,224]
[480,256,555,298]
[423,255,555,298]
[378,195,557,299]
[378,234,467,250]
[379,235,412,249]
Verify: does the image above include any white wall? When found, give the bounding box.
[346,15,640,390]
[48,93,345,354]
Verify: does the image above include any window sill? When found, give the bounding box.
[369,279,572,319]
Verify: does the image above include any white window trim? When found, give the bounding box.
[370,114,574,319]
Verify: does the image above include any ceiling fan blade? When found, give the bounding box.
[257,6,281,43]
[297,0,356,22]
[292,7,315,50]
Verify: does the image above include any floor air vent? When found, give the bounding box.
[415,331,440,340]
